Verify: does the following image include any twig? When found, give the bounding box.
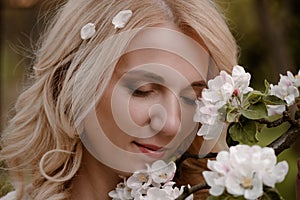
[175,152,217,167]
[175,182,209,200]
[256,110,300,128]
[267,126,300,155]
[256,111,290,128]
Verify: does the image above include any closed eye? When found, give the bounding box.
[125,83,157,98]
[132,89,153,97]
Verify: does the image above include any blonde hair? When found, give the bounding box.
[0,0,238,199]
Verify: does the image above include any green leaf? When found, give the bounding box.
[242,91,264,106]
[261,188,285,200]
[263,95,286,105]
[264,80,271,94]
[241,102,268,120]
[226,126,240,147]
[229,117,258,145]
[226,108,240,123]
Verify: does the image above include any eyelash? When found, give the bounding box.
[126,83,154,97]
[126,83,199,105]
[131,89,153,97]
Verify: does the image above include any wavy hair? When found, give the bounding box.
[0,0,238,199]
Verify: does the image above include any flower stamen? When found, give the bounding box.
[241,177,253,190]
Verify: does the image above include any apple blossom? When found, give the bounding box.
[127,170,152,190]
[203,71,234,105]
[142,188,174,200]
[270,74,299,106]
[194,65,253,140]
[287,70,300,87]
[267,104,286,116]
[108,181,132,200]
[203,145,288,199]
[231,65,253,96]
[109,160,192,200]
[149,160,176,184]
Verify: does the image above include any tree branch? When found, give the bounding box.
[256,111,290,128]
[175,182,209,200]
[267,126,300,155]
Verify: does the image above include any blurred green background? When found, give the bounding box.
[1,0,299,199]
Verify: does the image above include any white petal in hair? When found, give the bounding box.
[112,10,133,29]
[80,23,96,40]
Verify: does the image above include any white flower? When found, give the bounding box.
[232,65,253,95]
[194,65,254,140]
[255,147,289,188]
[203,171,226,196]
[262,70,300,116]
[287,70,300,87]
[201,66,252,105]
[109,160,189,200]
[108,181,132,200]
[202,151,230,196]
[171,185,194,200]
[194,72,233,139]
[203,71,234,104]
[203,145,289,199]
[80,23,96,40]
[226,170,263,199]
[196,122,226,140]
[149,160,176,184]
[127,170,151,190]
[226,145,264,199]
[112,10,133,29]
[267,105,286,116]
[270,74,299,106]
[142,188,174,200]
[194,100,221,126]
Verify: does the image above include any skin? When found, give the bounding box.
[71,23,209,199]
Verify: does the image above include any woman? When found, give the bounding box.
[0,0,238,199]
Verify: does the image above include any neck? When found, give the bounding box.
[71,147,122,200]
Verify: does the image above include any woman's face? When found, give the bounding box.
[83,23,210,173]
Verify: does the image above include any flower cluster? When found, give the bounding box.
[203,145,289,200]
[194,66,300,143]
[109,160,193,200]
[194,65,253,139]
[267,71,300,115]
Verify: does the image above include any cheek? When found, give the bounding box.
[181,106,198,133]
[128,98,152,126]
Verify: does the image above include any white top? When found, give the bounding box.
[0,191,16,200]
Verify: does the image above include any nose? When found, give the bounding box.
[149,92,181,136]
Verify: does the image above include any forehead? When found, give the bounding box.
[116,50,202,85]
[116,23,210,83]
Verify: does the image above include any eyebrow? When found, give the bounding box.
[123,70,207,88]
[124,70,165,83]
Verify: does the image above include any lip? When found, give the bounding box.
[134,142,165,159]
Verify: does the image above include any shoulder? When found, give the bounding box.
[0,191,16,200]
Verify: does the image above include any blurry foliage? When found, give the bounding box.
[217,0,300,89]
[0,161,13,197]
[1,0,299,199]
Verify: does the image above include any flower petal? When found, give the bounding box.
[80,23,96,40]
[112,10,133,29]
